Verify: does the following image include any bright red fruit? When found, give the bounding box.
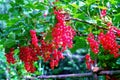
[5,48,16,64]
[38,9,75,70]
[100,9,106,17]
[30,30,38,47]
[107,22,112,27]
[98,28,119,58]
[85,54,90,60]
[24,62,36,73]
[30,30,36,37]
[52,10,76,52]
[19,46,38,72]
[85,54,94,70]
[87,33,99,54]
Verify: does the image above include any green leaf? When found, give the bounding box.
[8,32,16,40]
[78,1,85,7]
[0,14,9,20]
[116,58,120,65]
[44,31,52,41]
[86,19,97,24]
[4,39,16,48]
[35,3,46,10]
[70,36,87,53]
[6,18,21,26]
[85,0,96,6]
[97,6,107,9]
[25,3,35,9]
[109,0,117,4]
[71,2,79,9]
[0,51,6,62]
[114,13,120,22]
[15,0,24,4]
[14,49,19,55]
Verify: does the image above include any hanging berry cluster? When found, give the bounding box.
[100,9,106,18]
[85,54,95,70]
[30,30,38,48]
[87,26,120,58]
[87,9,120,58]
[19,46,39,73]
[5,9,76,72]
[86,9,120,70]
[40,9,76,69]
[52,9,76,51]
[5,30,40,73]
[5,48,16,64]
[87,33,99,54]
[40,40,65,69]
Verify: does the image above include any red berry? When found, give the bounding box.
[30,30,38,47]
[5,48,16,64]
[98,28,119,58]
[87,33,99,54]
[100,9,106,17]
[107,22,112,27]
[85,54,90,60]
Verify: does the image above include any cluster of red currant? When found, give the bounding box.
[87,27,120,58]
[5,9,76,72]
[30,30,38,48]
[52,10,76,51]
[98,28,120,58]
[85,54,94,70]
[40,9,75,69]
[100,9,106,18]
[86,9,120,70]
[19,46,39,73]
[5,48,16,64]
[87,8,120,58]
[5,30,41,73]
[87,33,99,54]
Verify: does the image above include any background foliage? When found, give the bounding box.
[0,0,120,80]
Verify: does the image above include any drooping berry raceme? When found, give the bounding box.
[87,26,120,58]
[52,10,76,51]
[49,49,64,69]
[5,9,76,72]
[100,9,106,17]
[86,27,120,70]
[110,26,120,37]
[46,9,75,69]
[54,10,65,23]
[5,48,16,64]
[24,62,36,73]
[52,23,76,50]
[87,33,99,54]
[19,46,38,62]
[85,54,94,70]
[39,9,75,70]
[40,40,64,69]
[106,22,112,27]
[19,46,38,73]
[40,40,52,62]
[30,30,38,48]
[98,29,120,58]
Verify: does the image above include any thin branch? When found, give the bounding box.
[99,70,120,75]
[24,70,120,79]
[37,73,92,79]
[67,17,120,41]
[69,17,107,30]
